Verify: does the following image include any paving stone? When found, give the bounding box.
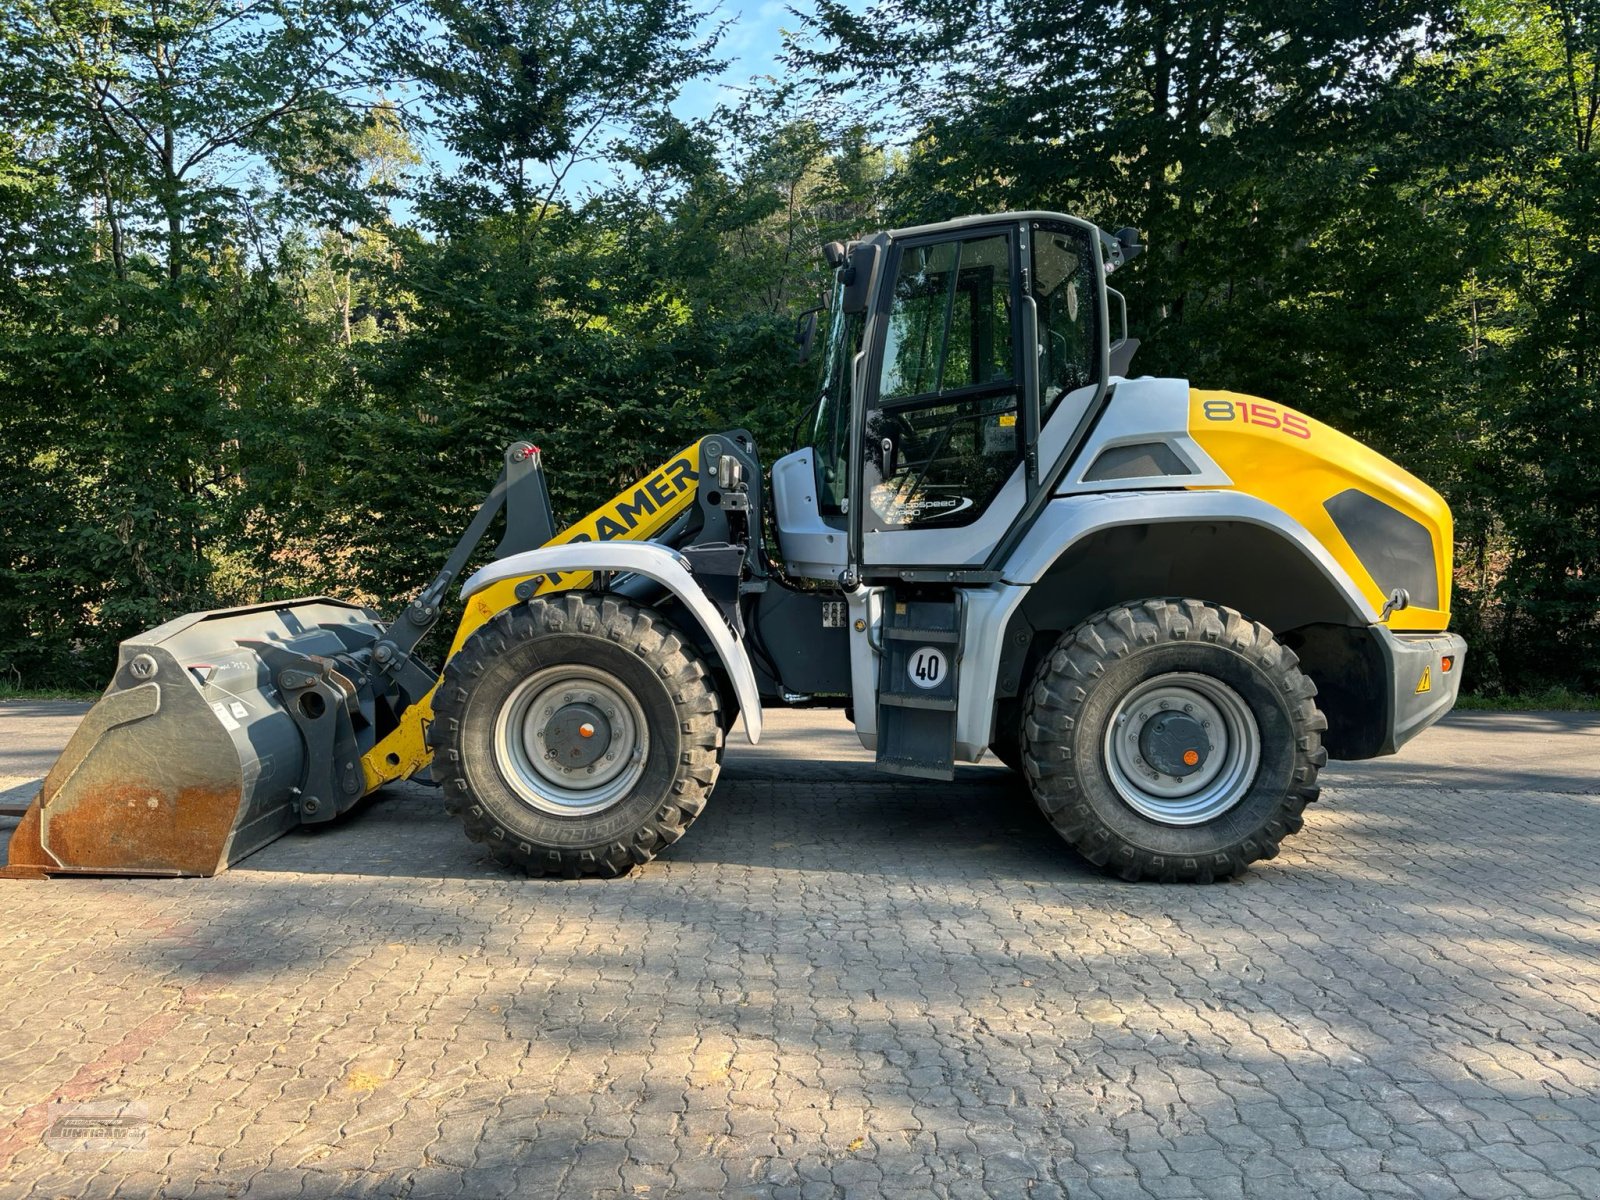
[0,714,1597,1199]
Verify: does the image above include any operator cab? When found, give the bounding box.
[771,213,1140,583]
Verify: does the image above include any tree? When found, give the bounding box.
[799,1,1448,362]
[0,0,411,684]
[1452,0,1600,687]
[395,0,724,228]
[0,0,405,280]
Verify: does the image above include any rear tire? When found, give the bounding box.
[1023,599,1326,882]
[429,593,723,877]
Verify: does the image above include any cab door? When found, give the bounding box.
[859,218,1105,572]
[859,226,1024,569]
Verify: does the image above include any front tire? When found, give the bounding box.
[1023,599,1327,882]
[429,594,723,877]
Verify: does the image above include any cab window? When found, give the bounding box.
[811,297,863,515]
[1032,225,1099,422]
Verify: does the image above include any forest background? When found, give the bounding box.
[1,0,1595,699]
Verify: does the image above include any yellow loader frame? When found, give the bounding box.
[359,439,705,794]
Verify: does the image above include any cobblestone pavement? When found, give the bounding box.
[1,707,1598,1199]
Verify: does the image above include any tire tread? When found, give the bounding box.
[429,594,722,878]
[1022,599,1324,882]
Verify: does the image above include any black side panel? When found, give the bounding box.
[1083,441,1190,481]
[1108,336,1141,376]
[1324,489,1438,609]
[1279,623,1389,760]
[875,593,961,780]
[747,587,852,697]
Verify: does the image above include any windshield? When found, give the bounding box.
[811,278,863,514]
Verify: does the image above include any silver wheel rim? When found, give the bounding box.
[492,664,649,817]
[1103,672,1260,826]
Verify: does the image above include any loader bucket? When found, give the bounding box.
[3,599,386,878]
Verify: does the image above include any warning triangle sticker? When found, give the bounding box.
[1415,666,1432,694]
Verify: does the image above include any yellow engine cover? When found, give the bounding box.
[1187,391,1453,632]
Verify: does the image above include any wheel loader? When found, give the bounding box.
[3,211,1467,883]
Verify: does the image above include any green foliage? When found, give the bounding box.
[301,202,817,603]
[0,683,101,702]
[0,0,405,684]
[0,0,1595,698]
[1453,686,1600,711]
[0,0,401,278]
[398,0,723,222]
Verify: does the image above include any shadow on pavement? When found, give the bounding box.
[223,759,1107,886]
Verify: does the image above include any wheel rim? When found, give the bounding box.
[492,664,649,817]
[1102,672,1260,826]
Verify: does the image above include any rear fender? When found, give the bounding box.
[958,491,1377,758]
[459,542,763,744]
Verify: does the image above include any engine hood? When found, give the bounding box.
[1187,390,1454,632]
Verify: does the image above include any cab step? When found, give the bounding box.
[875,595,963,781]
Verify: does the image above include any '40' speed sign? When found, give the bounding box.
[908,647,948,690]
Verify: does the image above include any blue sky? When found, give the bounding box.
[677,1,806,121]
[398,1,869,214]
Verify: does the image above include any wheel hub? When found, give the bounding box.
[1137,712,1211,778]
[494,666,649,817]
[540,702,611,769]
[1104,673,1261,826]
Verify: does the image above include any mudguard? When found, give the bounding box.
[459,542,764,744]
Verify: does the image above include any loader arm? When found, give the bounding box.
[359,440,706,793]
[3,439,706,879]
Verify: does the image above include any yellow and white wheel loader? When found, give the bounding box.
[4,212,1467,883]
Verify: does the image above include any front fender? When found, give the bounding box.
[459,542,763,744]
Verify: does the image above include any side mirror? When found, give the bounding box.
[794,306,822,363]
[1106,285,1140,376]
[1100,226,1144,273]
[840,243,879,314]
